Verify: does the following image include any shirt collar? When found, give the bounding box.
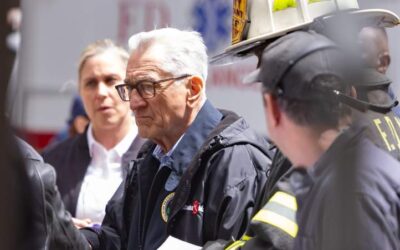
[87,123,138,157]
[153,134,184,159]
[151,100,222,175]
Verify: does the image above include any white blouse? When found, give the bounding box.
[75,124,137,224]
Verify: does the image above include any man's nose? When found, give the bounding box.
[130,89,147,111]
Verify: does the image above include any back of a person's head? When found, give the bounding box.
[254,31,353,129]
[359,26,390,74]
[128,28,208,82]
[278,73,351,129]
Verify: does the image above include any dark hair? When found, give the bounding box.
[276,75,352,129]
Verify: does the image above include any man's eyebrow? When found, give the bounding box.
[124,76,156,84]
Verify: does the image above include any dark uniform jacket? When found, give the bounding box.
[18,138,89,250]
[291,124,400,250]
[42,127,145,216]
[212,108,400,250]
[360,110,400,161]
[82,100,271,250]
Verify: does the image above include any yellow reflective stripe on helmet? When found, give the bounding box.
[224,240,246,250]
[273,0,297,12]
[309,0,323,3]
[269,191,297,210]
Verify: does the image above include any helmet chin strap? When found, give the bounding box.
[332,89,398,114]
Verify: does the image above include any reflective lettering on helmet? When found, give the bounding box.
[374,118,392,151]
[232,0,248,44]
[384,116,400,150]
[273,0,297,12]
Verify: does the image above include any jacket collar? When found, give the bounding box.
[290,124,366,197]
[169,100,222,176]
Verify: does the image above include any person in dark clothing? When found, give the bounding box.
[365,26,400,117]
[80,27,271,250]
[17,137,89,250]
[0,125,34,250]
[205,3,400,249]
[247,30,400,250]
[46,95,89,148]
[351,69,400,160]
[355,26,400,159]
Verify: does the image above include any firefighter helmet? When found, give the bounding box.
[212,0,399,64]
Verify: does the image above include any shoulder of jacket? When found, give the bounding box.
[42,133,86,159]
[16,137,44,162]
[26,159,57,190]
[204,126,271,161]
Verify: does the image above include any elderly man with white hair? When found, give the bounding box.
[80,28,271,250]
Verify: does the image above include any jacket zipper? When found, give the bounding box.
[136,162,143,250]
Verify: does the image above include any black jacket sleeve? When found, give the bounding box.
[39,163,90,250]
[18,138,89,250]
[203,143,269,242]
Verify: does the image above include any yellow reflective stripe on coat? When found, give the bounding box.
[225,240,246,250]
[269,191,297,210]
[253,210,298,237]
[253,191,298,237]
[241,234,252,241]
[223,234,252,250]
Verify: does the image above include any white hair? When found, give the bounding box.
[128,28,208,82]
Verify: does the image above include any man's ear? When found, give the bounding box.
[263,93,281,127]
[187,75,204,104]
[378,52,391,74]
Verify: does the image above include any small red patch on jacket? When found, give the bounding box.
[192,200,200,215]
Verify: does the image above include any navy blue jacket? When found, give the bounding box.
[83,101,272,250]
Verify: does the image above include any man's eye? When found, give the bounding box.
[140,80,155,86]
[139,81,155,89]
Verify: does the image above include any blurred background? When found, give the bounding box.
[2,0,400,150]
